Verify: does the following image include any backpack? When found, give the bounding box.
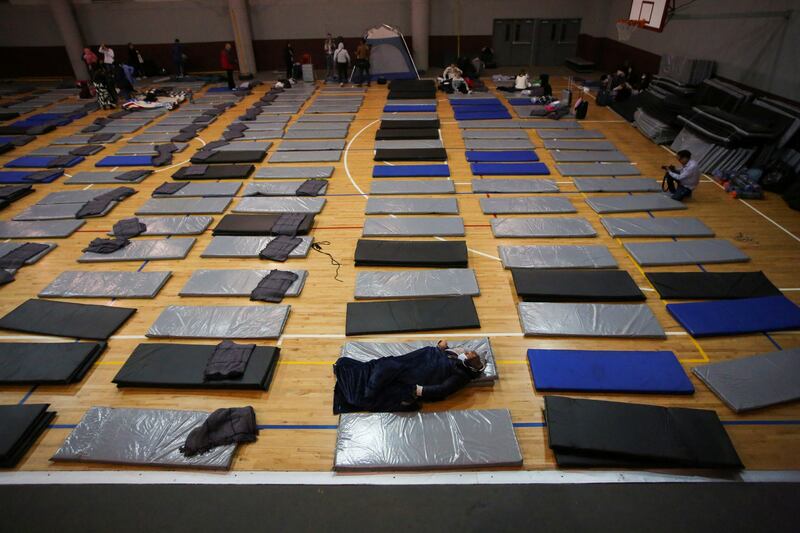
[760,160,797,193]
[575,100,589,119]
[596,90,612,107]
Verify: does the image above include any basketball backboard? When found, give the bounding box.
[629,0,671,32]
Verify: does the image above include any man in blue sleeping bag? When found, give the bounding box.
[333,340,485,413]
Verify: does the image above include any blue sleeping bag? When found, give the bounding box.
[466,150,539,162]
[667,295,800,337]
[471,162,550,175]
[373,164,450,177]
[450,99,503,106]
[96,155,154,167]
[384,105,437,113]
[528,348,694,394]
[454,110,512,120]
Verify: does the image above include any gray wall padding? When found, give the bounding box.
[556,163,640,176]
[365,198,459,214]
[233,197,325,214]
[255,166,334,179]
[146,305,290,339]
[153,183,241,198]
[490,217,596,238]
[601,217,715,237]
[370,180,455,195]
[201,236,312,258]
[39,271,171,298]
[334,409,522,470]
[340,338,497,385]
[354,268,479,299]
[51,407,236,470]
[551,150,629,162]
[624,239,749,266]
[78,238,195,263]
[586,194,687,213]
[269,150,343,163]
[464,139,535,150]
[135,198,232,215]
[692,348,800,413]
[573,178,661,192]
[519,302,666,338]
[480,197,575,214]
[0,220,85,238]
[499,244,618,269]
[65,171,149,184]
[471,179,558,193]
[363,217,465,237]
[179,269,307,297]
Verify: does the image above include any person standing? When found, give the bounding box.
[126,43,144,78]
[98,44,115,72]
[172,38,185,78]
[82,47,98,72]
[662,150,700,201]
[324,33,334,81]
[354,38,371,87]
[220,43,237,90]
[284,42,294,79]
[333,42,350,87]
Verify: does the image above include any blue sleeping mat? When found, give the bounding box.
[0,170,63,184]
[450,99,502,106]
[384,105,436,113]
[373,164,450,177]
[96,155,154,167]
[5,156,83,168]
[466,150,539,162]
[667,295,800,337]
[528,349,694,394]
[471,162,550,175]
[455,110,512,120]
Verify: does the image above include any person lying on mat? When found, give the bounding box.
[662,149,700,201]
[333,340,486,413]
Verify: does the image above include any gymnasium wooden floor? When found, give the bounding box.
[1,68,799,473]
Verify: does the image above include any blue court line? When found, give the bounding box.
[18,385,37,405]
[764,332,783,350]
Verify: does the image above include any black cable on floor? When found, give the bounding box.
[311,240,343,282]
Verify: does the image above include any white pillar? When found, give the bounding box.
[411,0,430,72]
[228,0,258,77]
[49,0,89,80]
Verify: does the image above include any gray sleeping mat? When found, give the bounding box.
[624,239,749,266]
[362,217,465,237]
[490,217,596,238]
[334,409,522,470]
[556,163,640,176]
[354,268,479,299]
[375,140,444,150]
[297,114,355,122]
[585,194,687,213]
[0,242,55,269]
[268,150,342,163]
[277,140,345,151]
[39,271,171,298]
[365,198,459,214]
[179,269,307,297]
[52,134,122,145]
[692,348,800,413]
[66,171,150,184]
[115,143,189,155]
[499,244,618,269]
[518,302,666,338]
[146,305,290,339]
[135,197,232,215]
[107,216,213,236]
[51,407,237,470]
[471,179,558,193]
[78,238,195,263]
[13,202,116,221]
[462,130,529,139]
[537,130,605,139]
[0,219,85,238]
[573,178,661,192]
[479,197,575,214]
[242,181,328,196]
[464,139,535,150]
[339,337,498,385]
[255,166,334,179]
[283,129,348,140]
[551,150,629,162]
[27,145,104,157]
[601,217,715,237]
[369,180,454,195]
[233,197,325,213]
[543,140,616,150]
[152,182,241,198]
[201,236,313,258]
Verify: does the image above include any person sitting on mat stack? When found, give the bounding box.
[662,149,700,201]
[333,340,486,413]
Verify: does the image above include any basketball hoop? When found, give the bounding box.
[616,19,647,41]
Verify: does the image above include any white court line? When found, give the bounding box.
[154,159,190,173]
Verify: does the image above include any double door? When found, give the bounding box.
[492,19,581,66]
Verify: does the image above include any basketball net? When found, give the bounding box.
[616,19,646,41]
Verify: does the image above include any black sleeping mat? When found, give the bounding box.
[190,151,266,164]
[388,79,436,91]
[374,148,447,161]
[512,269,645,301]
[172,164,255,180]
[544,396,743,469]
[645,271,781,299]
[0,404,55,468]
[0,342,106,384]
[354,239,468,267]
[375,128,440,140]
[212,214,315,236]
[346,295,480,336]
[380,119,441,130]
[0,299,136,340]
[113,343,280,390]
[388,91,437,100]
